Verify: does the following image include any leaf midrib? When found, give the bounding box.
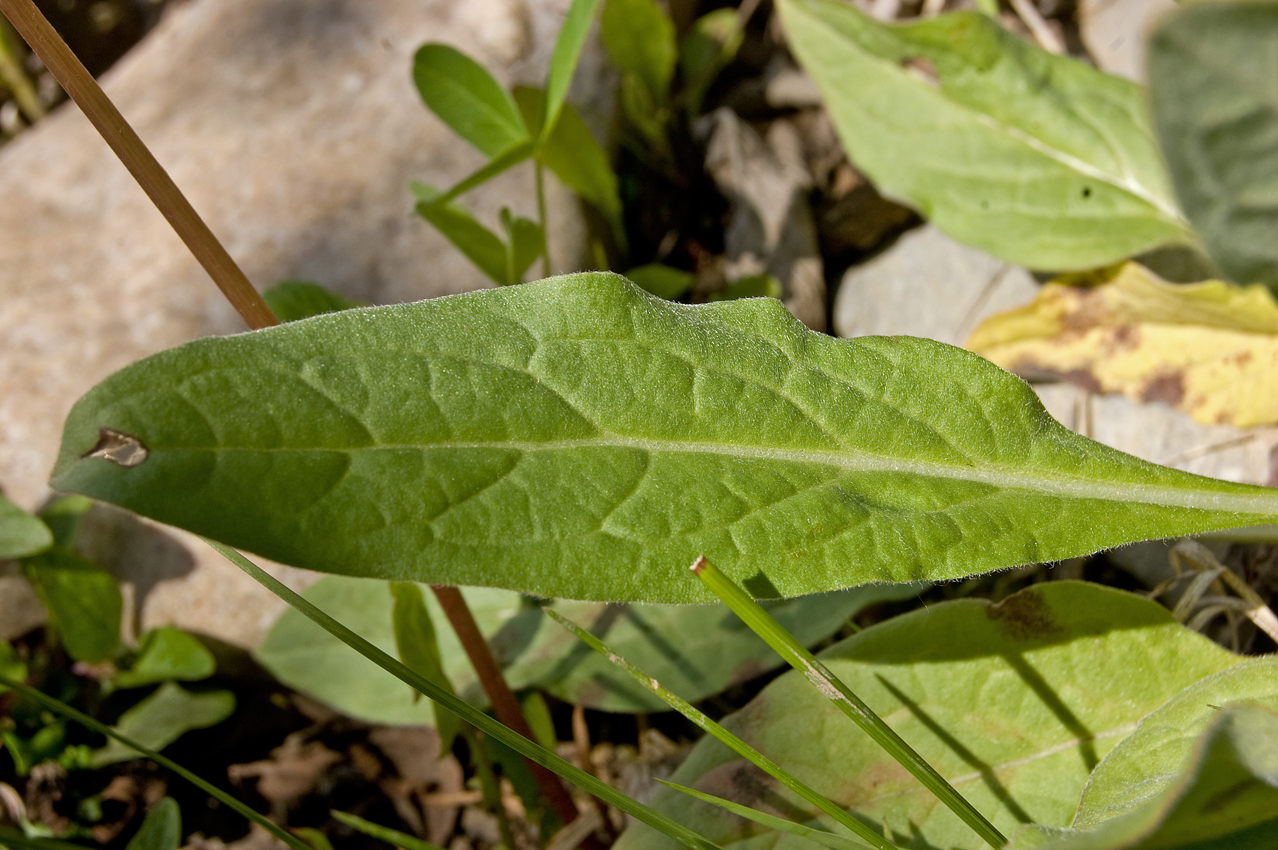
[150,436,1277,516]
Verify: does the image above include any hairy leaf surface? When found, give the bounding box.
[615,583,1241,850]
[779,0,1189,269]
[52,275,1278,602]
[1150,1,1278,288]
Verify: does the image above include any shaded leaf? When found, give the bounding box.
[542,0,603,139]
[515,87,624,242]
[412,182,509,285]
[601,0,677,101]
[112,627,215,690]
[779,0,1189,269]
[412,44,529,158]
[1149,1,1278,288]
[93,682,234,767]
[390,582,461,749]
[263,282,362,323]
[625,264,694,300]
[50,275,1278,602]
[614,582,1241,850]
[37,494,93,549]
[22,548,120,663]
[967,263,1278,426]
[0,640,26,693]
[709,275,783,302]
[1010,702,1278,849]
[681,9,744,117]
[125,798,181,850]
[0,493,51,559]
[500,207,545,286]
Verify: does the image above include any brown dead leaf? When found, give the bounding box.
[967,263,1278,426]
[228,733,341,806]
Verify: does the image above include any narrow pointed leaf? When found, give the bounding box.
[500,207,545,286]
[125,798,181,850]
[658,782,874,850]
[49,274,1278,603]
[1149,1,1278,289]
[0,493,52,559]
[542,0,602,140]
[613,583,1241,850]
[779,0,1190,269]
[412,182,509,285]
[390,582,462,750]
[412,44,529,158]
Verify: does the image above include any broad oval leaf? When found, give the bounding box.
[1149,1,1278,289]
[50,274,1278,602]
[779,0,1190,270]
[22,547,121,663]
[92,681,235,767]
[412,44,529,158]
[614,582,1242,850]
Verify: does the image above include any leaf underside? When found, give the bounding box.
[52,274,1278,603]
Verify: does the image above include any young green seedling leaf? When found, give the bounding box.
[1148,0,1278,289]
[92,681,235,766]
[412,182,510,285]
[0,493,52,559]
[541,0,603,141]
[412,44,530,158]
[693,557,1004,849]
[779,0,1190,269]
[21,547,121,663]
[601,0,677,102]
[0,673,308,850]
[112,627,216,690]
[125,798,181,850]
[212,541,725,850]
[615,583,1242,850]
[390,582,462,751]
[50,275,1278,602]
[545,607,900,850]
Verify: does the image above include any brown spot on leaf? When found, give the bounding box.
[1231,350,1254,366]
[1141,371,1185,406]
[986,589,1064,641]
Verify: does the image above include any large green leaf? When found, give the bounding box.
[1010,703,1278,849]
[412,44,529,158]
[256,575,917,721]
[92,681,235,766]
[22,548,121,663]
[779,0,1189,270]
[1148,1,1278,288]
[0,493,51,559]
[50,275,1278,602]
[614,582,1241,850]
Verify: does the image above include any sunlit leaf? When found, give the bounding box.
[968,263,1278,426]
[412,44,529,158]
[779,0,1189,269]
[615,583,1241,850]
[542,0,603,140]
[1149,1,1278,288]
[51,275,1278,602]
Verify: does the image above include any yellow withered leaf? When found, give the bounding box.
[966,263,1278,427]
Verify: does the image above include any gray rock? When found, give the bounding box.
[0,0,607,647]
[833,224,1040,345]
[1078,0,1177,83]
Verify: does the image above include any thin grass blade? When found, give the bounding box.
[542,608,899,850]
[691,557,1005,850]
[330,811,447,850]
[206,540,721,850]
[542,0,602,140]
[0,674,309,850]
[657,782,873,850]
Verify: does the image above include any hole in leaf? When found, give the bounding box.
[84,427,148,467]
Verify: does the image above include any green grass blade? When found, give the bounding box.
[541,0,602,140]
[207,541,722,850]
[0,674,309,850]
[542,608,899,850]
[330,811,446,850]
[656,782,874,850]
[691,558,1006,850]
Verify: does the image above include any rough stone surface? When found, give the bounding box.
[1079,0,1177,83]
[0,0,608,647]
[833,224,1278,487]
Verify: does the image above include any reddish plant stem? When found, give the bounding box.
[431,585,585,827]
[0,0,278,331]
[3,0,596,835]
